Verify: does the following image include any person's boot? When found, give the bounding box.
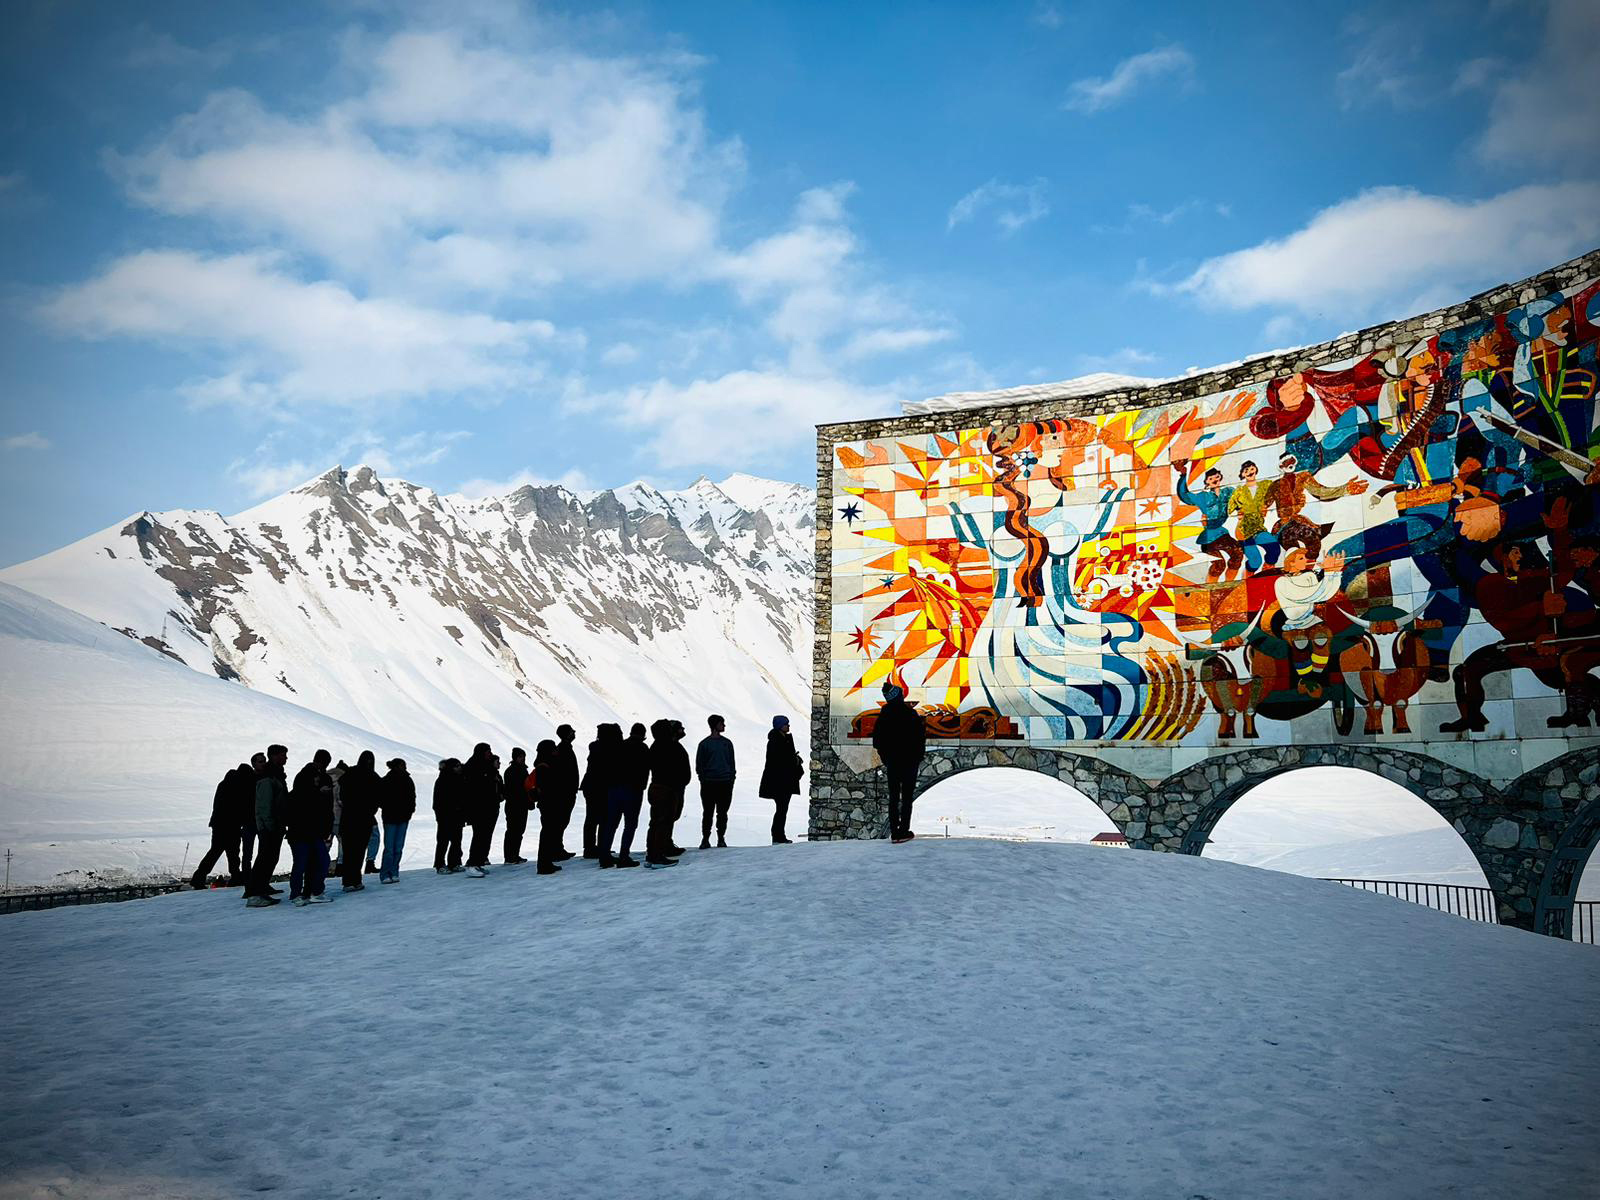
[537,862,561,875]
[190,875,206,890]
[598,855,615,869]
[670,844,688,856]
[699,836,711,849]
[717,835,727,848]
[615,856,639,868]
[365,859,379,875]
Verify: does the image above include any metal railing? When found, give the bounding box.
[1573,901,1600,945]
[1322,878,1500,924]
[0,881,191,915]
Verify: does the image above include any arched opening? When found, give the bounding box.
[1196,766,1498,922]
[1535,798,1600,943]
[911,767,1120,844]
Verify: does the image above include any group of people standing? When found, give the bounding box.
[193,713,809,908]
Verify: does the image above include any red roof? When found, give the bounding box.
[1090,832,1129,844]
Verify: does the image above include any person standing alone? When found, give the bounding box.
[245,744,289,907]
[695,714,736,849]
[759,716,803,845]
[872,684,926,844]
[379,758,415,883]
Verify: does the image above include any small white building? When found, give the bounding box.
[1090,832,1130,849]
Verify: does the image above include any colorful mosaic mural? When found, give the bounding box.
[828,276,1600,748]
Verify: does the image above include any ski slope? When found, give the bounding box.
[0,839,1595,1198]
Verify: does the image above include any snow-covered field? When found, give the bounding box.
[0,840,1596,1199]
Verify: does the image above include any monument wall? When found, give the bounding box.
[808,249,1600,933]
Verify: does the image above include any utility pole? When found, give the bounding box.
[4,848,12,893]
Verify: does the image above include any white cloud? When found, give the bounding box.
[1074,347,1160,373]
[227,457,322,498]
[572,369,900,471]
[1451,56,1500,94]
[113,30,738,295]
[1164,183,1600,317]
[41,250,561,411]
[1032,3,1064,29]
[601,342,640,366]
[1334,15,1422,110]
[454,467,593,499]
[841,327,956,361]
[123,26,236,72]
[1475,0,1600,169]
[947,179,1049,234]
[1064,46,1194,114]
[3,432,50,451]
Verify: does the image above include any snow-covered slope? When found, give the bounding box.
[1,840,1595,1198]
[0,582,436,886]
[0,466,815,763]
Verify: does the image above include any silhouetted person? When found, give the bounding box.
[379,758,416,883]
[338,751,382,891]
[645,719,690,867]
[602,722,650,868]
[545,724,580,862]
[759,715,803,845]
[245,744,289,907]
[433,758,465,873]
[238,751,266,878]
[329,760,350,874]
[872,684,926,843]
[503,747,531,864]
[695,714,736,849]
[463,742,501,877]
[286,749,334,905]
[586,724,624,867]
[192,762,251,888]
[533,740,563,874]
[580,726,613,859]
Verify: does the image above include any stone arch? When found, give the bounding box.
[910,745,1152,840]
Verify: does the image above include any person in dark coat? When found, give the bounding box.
[338,751,382,890]
[580,725,617,859]
[645,720,690,867]
[502,747,531,864]
[432,759,464,873]
[872,683,926,843]
[759,715,804,844]
[463,742,502,877]
[542,724,580,862]
[695,714,736,849]
[379,759,416,883]
[595,723,640,868]
[237,751,265,878]
[191,762,252,888]
[602,722,650,868]
[245,744,289,906]
[286,749,334,904]
[533,739,563,874]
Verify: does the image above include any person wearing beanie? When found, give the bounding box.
[379,758,416,883]
[872,682,926,844]
[758,715,804,844]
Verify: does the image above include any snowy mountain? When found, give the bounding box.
[0,467,815,761]
[0,582,434,886]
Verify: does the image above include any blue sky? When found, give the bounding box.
[1,0,1597,566]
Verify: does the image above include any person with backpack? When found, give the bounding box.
[245,744,289,908]
[433,759,465,873]
[379,758,416,883]
[337,751,382,891]
[759,715,804,845]
[645,719,690,867]
[695,714,736,849]
[872,683,926,843]
[462,742,502,878]
[192,762,252,888]
[286,749,335,906]
[502,747,531,864]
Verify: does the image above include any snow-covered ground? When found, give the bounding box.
[0,840,1595,1198]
